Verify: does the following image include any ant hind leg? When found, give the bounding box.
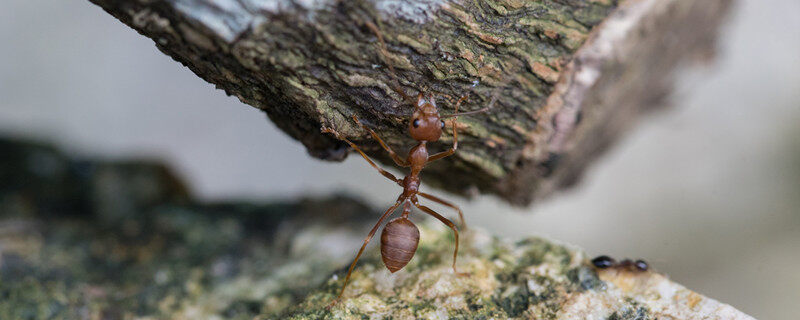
[327,200,402,309]
[418,192,466,230]
[413,200,469,277]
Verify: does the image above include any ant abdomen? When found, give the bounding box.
[591,255,650,272]
[380,217,420,273]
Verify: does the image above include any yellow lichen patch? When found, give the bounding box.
[458,150,507,178]
[491,134,508,146]
[319,31,359,65]
[518,18,588,50]
[319,105,360,136]
[478,33,504,45]
[274,50,306,70]
[346,294,390,314]
[484,1,509,15]
[544,29,560,40]
[557,290,619,319]
[396,34,432,55]
[550,57,568,72]
[459,48,475,62]
[460,60,480,77]
[443,5,504,45]
[510,124,528,135]
[341,73,381,88]
[499,0,526,10]
[531,62,560,83]
[687,292,703,309]
[597,269,653,293]
[448,121,470,132]
[510,72,545,98]
[427,64,448,80]
[484,135,507,148]
[477,63,503,81]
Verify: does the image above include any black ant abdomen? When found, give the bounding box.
[591,255,650,272]
[591,255,615,269]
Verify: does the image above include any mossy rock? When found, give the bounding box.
[283,223,753,320]
[0,137,753,319]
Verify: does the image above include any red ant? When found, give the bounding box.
[321,22,497,308]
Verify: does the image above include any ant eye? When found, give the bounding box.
[412,119,420,128]
[440,120,445,129]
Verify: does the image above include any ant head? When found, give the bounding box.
[409,94,445,142]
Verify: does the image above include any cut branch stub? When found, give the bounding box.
[88,0,732,206]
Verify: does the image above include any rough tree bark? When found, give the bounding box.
[88,0,732,206]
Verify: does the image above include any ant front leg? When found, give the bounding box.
[321,126,402,186]
[328,199,402,309]
[427,94,468,162]
[351,115,408,167]
[418,192,466,230]
[412,199,469,277]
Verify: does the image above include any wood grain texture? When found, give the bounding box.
[88,0,732,205]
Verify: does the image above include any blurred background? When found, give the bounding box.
[1,0,797,319]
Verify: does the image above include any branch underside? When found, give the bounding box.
[88,0,732,206]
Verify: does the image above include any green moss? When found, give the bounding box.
[607,300,651,320]
[566,266,605,291]
[495,285,530,317]
[0,137,390,319]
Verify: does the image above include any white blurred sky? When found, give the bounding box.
[1,1,798,318]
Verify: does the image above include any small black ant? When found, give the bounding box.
[591,255,649,272]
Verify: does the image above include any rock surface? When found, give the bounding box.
[0,137,378,318]
[288,222,754,319]
[0,137,753,319]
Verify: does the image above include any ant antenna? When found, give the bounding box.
[441,87,501,118]
[365,21,414,104]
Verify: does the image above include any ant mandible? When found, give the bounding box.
[321,21,496,308]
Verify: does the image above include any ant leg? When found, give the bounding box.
[364,21,413,104]
[351,115,408,167]
[321,126,402,186]
[328,200,402,309]
[427,94,468,162]
[418,192,466,230]
[429,89,500,162]
[412,200,469,277]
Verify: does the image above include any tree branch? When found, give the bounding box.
[88,0,732,206]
